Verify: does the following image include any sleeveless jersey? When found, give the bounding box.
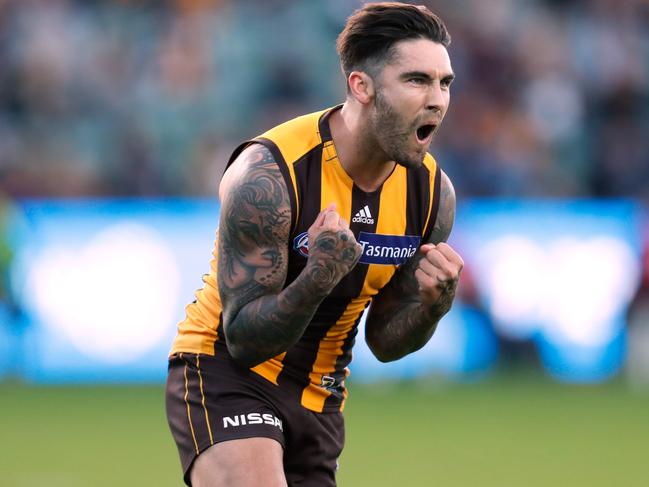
[170,105,442,412]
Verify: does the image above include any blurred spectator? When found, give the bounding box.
[0,0,648,199]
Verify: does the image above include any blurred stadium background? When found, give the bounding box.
[1,0,648,485]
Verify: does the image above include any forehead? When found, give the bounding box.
[386,38,452,75]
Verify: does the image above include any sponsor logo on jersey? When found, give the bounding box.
[222,412,283,431]
[358,232,420,265]
[293,231,309,257]
[293,230,420,265]
[352,205,374,224]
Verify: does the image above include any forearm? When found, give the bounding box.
[225,221,362,367]
[366,292,454,362]
[225,265,331,367]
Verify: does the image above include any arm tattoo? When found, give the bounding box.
[218,144,352,367]
[365,170,457,362]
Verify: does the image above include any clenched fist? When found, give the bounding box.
[415,242,464,308]
[306,203,363,291]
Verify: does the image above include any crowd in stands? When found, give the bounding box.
[0,0,648,200]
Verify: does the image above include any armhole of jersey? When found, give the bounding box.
[422,164,442,243]
[225,138,299,235]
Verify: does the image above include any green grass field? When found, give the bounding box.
[1,373,647,486]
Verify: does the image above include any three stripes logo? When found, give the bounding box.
[352,205,374,224]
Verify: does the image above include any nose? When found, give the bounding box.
[426,83,447,113]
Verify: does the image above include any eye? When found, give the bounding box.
[441,77,454,89]
[409,77,426,85]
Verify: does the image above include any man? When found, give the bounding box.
[166,3,463,486]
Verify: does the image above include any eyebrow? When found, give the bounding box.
[400,71,456,83]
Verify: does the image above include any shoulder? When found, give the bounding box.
[257,107,332,164]
[439,169,455,204]
[259,110,324,141]
[428,168,456,245]
[417,153,455,244]
[219,143,284,202]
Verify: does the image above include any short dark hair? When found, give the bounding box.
[336,2,451,79]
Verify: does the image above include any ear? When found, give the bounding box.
[347,71,375,105]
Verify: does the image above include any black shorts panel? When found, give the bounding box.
[165,352,344,487]
[283,409,344,487]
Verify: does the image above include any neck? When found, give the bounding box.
[329,102,396,193]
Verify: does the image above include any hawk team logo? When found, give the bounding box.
[293,231,309,257]
[320,375,343,394]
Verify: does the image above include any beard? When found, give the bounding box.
[369,89,428,169]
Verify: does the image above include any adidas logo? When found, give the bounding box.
[352,205,374,224]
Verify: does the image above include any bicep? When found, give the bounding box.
[217,144,292,321]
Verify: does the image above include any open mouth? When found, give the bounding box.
[416,124,436,143]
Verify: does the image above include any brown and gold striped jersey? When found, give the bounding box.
[170,105,442,412]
